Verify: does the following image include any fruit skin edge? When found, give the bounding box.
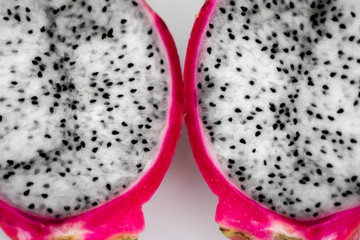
[0,0,184,239]
[184,0,360,239]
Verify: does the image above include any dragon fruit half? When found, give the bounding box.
[0,0,183,239]
[185,0,360,239]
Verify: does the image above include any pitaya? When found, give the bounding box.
[0,0,183,239]
[185,0,360,239]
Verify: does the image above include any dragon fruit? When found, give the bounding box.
[0,0,182,239]
[185,0,360,239]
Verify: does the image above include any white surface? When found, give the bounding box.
[0,0,226,239]
[142,0,225,239]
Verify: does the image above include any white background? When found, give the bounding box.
[142,0,226,239]
[0,0,227,239]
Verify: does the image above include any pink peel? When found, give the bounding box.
[184,0,360,239]
[0,0,184,239]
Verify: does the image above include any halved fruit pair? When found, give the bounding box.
[0,0,359,239]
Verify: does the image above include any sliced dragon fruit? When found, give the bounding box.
[0,0,183,239]
[185,0,360,239]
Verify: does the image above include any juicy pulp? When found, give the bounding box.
[185,0,360,239]
[194,0,360,220]
[0,0,183,239]
[0,0,170,219]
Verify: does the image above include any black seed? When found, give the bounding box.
[23,165,31,170]
[14,15,21,22]
[107,28,114,38]
[330,72,337,77]
[327,177,335,183]
[26,182,34,187]
[7,160,14,165]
